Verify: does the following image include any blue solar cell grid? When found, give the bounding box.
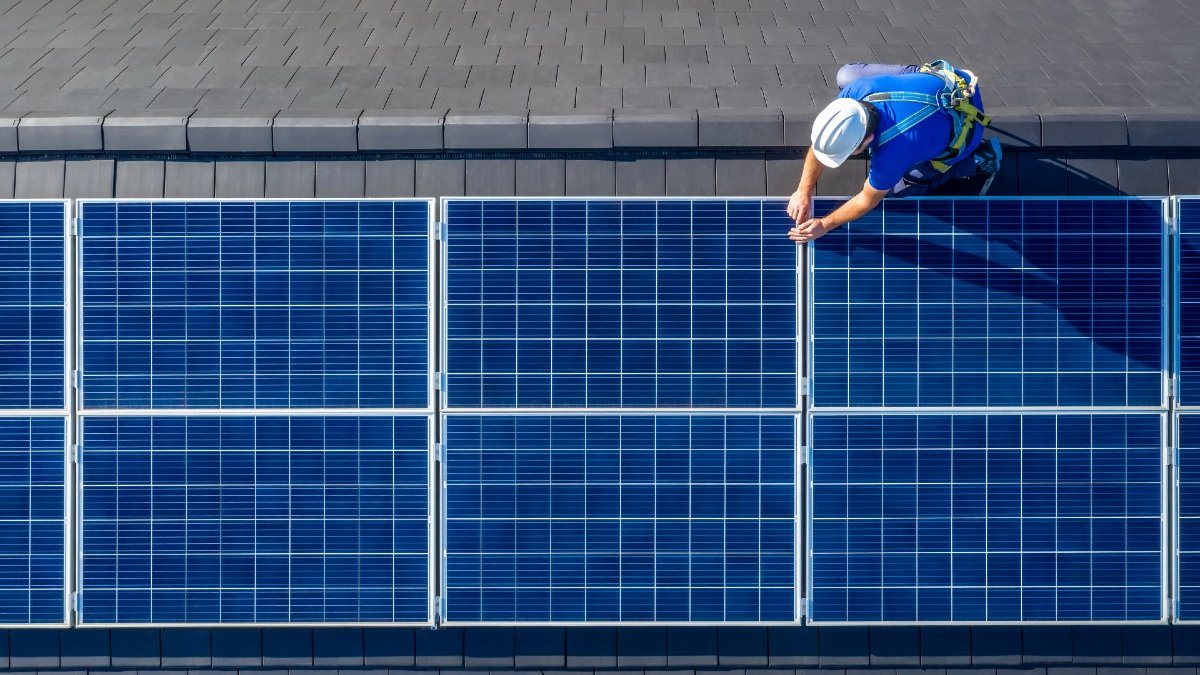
[1175,413,1200,620]
[79,415,432,625]
[79,200,434,410]
[809,198,1165,408]
[443,414,796,623]
[0,417,66,625]
[0,201,67,410]
[443,199,798,409]
[809,413,1164,623]
[1178,198,1200,406]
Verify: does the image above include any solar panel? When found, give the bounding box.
[443,199,798,409]
[79,415,431,625]
[0,201,66,410]
[79,200,433,410]
[443,414,796,623]
[809,198,1165,408]
[1178,198,1200,405]
[809,413,1164,623]
[0,416,66,626]
[1175,413,1200,619]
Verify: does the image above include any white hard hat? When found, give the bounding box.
[811,98,870,168]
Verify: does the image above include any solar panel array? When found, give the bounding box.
[443,199,798,409]
[0,200,68,627]
[4,194,1197,626]
[76,200,435,626]
[79,415,430,625]
[79,200,431,410]
[809,413,1163,622]
[809,198,1164,408]
[443,414,795,622]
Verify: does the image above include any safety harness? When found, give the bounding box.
[861,60,991,173]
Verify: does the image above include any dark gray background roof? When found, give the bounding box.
[0,0,1196,152]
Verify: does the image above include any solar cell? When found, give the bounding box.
[443,199,798,409]
[79,415,431,625]
[0,201,66,410]
[0,416,66,626]
[1178,198,1200,405]
[79,200,433,410]
[810,198,1165,408]
[809,413,1164,623]
[443,414,796,623]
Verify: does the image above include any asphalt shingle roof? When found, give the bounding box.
[0,0,1195,152]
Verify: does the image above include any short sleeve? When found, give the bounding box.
[866,146,908,192]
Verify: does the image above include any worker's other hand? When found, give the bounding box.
[786,190,812,224]
[789,218,830,244]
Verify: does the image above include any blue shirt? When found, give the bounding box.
[838,71,986,192]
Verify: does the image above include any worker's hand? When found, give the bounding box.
[789,217,831,244]
[786,190,812,224]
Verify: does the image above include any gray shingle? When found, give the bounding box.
[516,158,566,195]
[116,158,167,196]
[715,156,766,195]
[416,158,465,196]
[164,160,216,197]
[314,160,366,197]
[1116,152,1169,196]
[576,85,621,107]
[670,86,717,108]
[665,156,715,195]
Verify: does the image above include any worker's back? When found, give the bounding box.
[838,71,986,192]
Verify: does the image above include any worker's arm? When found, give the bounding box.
[786,147,825,224]
[788,179,888,244]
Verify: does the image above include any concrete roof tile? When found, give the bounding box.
[511,64,558,86]
[621,84,670,107]
[574,84,621,108]
[242,87,302,108]
[432,86,484,108]
[381,86,438,109]
[528,84,577,108]
[668,85,716,108]
[110,66,170,88]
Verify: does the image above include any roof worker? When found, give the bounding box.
[787,61,1003,244]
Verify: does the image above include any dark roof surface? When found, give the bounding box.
[0,0,1197,152]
